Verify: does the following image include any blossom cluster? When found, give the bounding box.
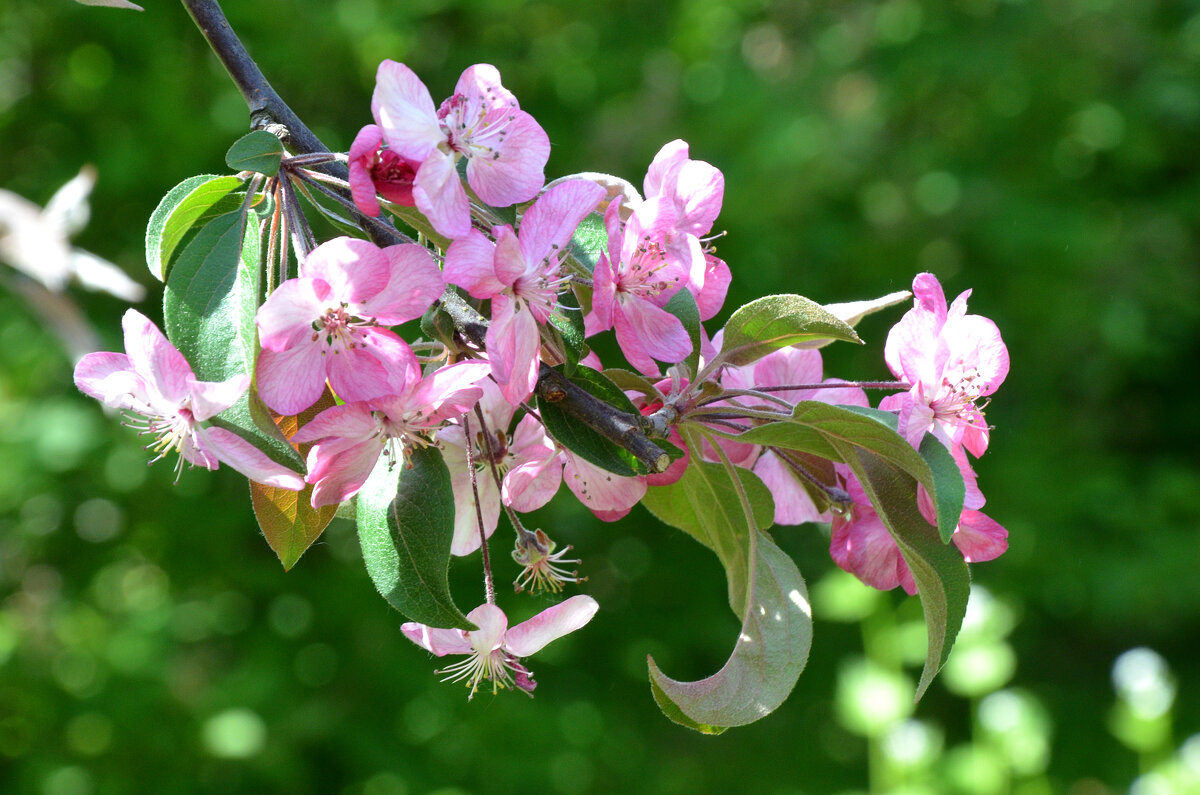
[74,59,1008,698]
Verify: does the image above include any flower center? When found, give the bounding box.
[435,642,529,700]
[931,368,989,430]
[617,234,680,301]
[124,402,197,483]
[437,90,517,161]
[311,303,376,354]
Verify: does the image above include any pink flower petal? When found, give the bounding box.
[490,225,526,289]
[301,238,391,305]
[953,509,1008,563]
[619,295,691,367]
[326,346,395,405]
[517,179,605,268]
[401,623,473,657]
[290,401,378,445]
[444,229,505,299]
[503,594,598,657]
[187,374,248,422]
[255,278,325,352]
[255,343,328,416]
[753,450,830,525]
[121,309,192,405]
[372,60,442,162]
[465,109,549,208]
[643,139,689,198]
[73,351,142,409]
[415,153,471,240]
[486,294,541,405]
[465,603,508,652]
[562,452,647,513]
[197,426,305,489]
[307,438,385,507]
[365,243,444,324]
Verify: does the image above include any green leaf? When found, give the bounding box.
[355,446,474,630]
[663,287,701,378]
[538,364,665,477]
[145,174,244,282]
[837,440,970,701]
[718,294,862,368]
[641,453,812,730]
[163,210,304,472]
[547,292,589,376]
[565,210,607,276]
[796,290,912,350]
[225,130,285,176]
[919,431,967,545]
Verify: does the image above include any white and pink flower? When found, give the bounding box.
[73,309,305,489]
[402,595,598,698]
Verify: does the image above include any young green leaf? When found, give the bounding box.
[662,287,701,379]
[718,294,861,368]
[565,210,607,276]
[641,453,812,730]
[225,130,285,176]
[145,174,243,282]
[355,447,474,630]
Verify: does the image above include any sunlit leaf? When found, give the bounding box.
[145,174,243,282]
[718,294,861,367]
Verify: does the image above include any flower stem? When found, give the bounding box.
[461,412,496,606]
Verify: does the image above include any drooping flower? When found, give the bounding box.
[586,198,691,374]
[290,361,490,508]
[73,309,305,489]
[402,595,599,698]
[255,236,444,416]
[372,61,550,239]
[882,273,1008,457]
[511,528,586,594]
[347,124,419,217]
[437,379,561,556]
[444,179,605,403]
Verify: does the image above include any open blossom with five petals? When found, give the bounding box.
[73,309,305,490]
[438,379,561,556]
[254,237,444,416]
[347,123,419,217]
[290,362,491,508]
[882,272,1009,457]
[444,179,605,403]
[402,595,599,698]
[586,198,691,374]
[371,60,550,239]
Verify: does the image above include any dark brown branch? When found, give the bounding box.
[181,0,672,474]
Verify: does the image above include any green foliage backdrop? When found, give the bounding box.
[2,0,1198,792]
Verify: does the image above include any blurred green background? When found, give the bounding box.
[2,0,1199,792]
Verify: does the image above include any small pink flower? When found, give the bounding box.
[883,273,1008,457]
[255,237,444,416]
[372,61,550,239]
[348,124,419,217]
[73,309,305,489]
[402,595,598,698]
[586,198,691,375]
[444,179,605,403]
[291,362,490,508]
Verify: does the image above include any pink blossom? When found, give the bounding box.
[883,273,1008,457]
[73,309,304,489]
[402,595,598,698]
[290,362,490,508]
[640,140,728,320]
[347,124,419,217]
[437,380,561,556]
[586,198,691,374]
[255,237,443,416]
[372,61,550,239]
[444,179,605,403]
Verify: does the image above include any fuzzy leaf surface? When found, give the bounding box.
[719,294,861,367]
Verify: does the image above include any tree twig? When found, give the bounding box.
[180,0,672,474]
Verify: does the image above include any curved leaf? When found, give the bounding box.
[145,174,243,282]
[718,294,861,367]
[663,286,701,379]
[355,446,473,630]
[640,451,812,730]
